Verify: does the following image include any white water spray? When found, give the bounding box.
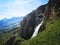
[31,21,43,38]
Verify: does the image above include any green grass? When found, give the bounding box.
[21,19,60,45]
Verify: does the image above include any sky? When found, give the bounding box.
[0,0,48,20]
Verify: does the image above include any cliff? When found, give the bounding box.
[20,0,60,40]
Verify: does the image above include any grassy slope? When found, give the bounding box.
[0,27,20,45]
[21,19,60,45]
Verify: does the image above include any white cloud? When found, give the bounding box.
[0,0,49,20]
[0,0,29,20]
[15,0,28,5]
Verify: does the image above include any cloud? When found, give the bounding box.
[0,0,49,20]
[0,0,29,20]
[15,0,28,5]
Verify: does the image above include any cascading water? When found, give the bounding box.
[31,21,43,38]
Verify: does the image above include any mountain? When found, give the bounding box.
[19,0,60,40]
[0,0,60,45]
[0,16,23,33]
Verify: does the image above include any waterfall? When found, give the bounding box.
[31,21,43,38]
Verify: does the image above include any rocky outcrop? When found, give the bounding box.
[20,6,45,39]
[20,0,60,40]
[44,0,60,22]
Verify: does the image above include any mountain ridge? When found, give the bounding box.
[0,16,23,33]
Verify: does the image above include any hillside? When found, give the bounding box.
[21,18,60,45]
[0,27,25,45]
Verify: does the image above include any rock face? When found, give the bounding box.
[20,7,45,39]
[44,0,60,21]
[20,0,60,40]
